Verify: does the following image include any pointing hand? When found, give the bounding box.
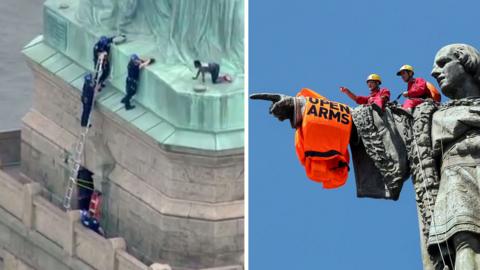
[250,93,294,121]
[250,93,306,128]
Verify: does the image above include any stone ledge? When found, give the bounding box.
[0,169,165,270]
[2,249,36,270]
[21,110,244,220]
[22,37,244,153]
[23,57,243,203]
[42,1,244,132]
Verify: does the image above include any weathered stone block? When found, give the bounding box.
[0,130,21,167]
[18,42,244,269]
[32,198,68,249]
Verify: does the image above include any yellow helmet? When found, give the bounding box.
[396,64,414,76]
[366,73,382,84]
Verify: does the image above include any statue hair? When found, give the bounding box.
[449,44,480,84]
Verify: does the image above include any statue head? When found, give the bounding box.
[431,44,480,99]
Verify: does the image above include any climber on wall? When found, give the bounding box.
[340,73,391,110]
[77,166,94,211]
[93,36,114,88]
[92,35,126,89]
[396,64,440,111]
[192,60,232,84]
[80,73,97,127]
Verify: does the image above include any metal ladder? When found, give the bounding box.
[63,53,106,210]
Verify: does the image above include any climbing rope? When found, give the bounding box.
[439,112,455,270]
[411,117,454,269]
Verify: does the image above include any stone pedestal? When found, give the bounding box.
[20,35,244,270]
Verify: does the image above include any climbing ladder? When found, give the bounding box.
[63,53,106,210]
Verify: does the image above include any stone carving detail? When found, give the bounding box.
[407,101,440,240]
[353,44,480,269]
[351,105,410,200]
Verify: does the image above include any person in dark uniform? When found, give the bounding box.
[81,73,95,127]
[76,166,94,211]
[120,54,154,110]
[92,36,114,88]
[93,36,114,65]
[92,35,125,88]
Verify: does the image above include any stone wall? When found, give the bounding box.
[0,169,153,270]
[18,48,244,269]
[25,59,244,204]
[1,249,35,270]
[0,130,21,167]
[0,167,243,270]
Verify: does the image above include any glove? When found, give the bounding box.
[250,93,305,128]
[149,58,156,64]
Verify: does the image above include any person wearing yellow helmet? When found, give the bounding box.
[340,73,391,109]
[396,64,431,110]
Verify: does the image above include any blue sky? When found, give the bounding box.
[248,0,480,269]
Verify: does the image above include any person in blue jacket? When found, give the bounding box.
[121,54,154,110]
[80,210,103,235]
[92,35,125,88]
[81,73,96,127]
[92,36,114,88]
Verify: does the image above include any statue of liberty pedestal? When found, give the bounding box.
[251,44,480,270]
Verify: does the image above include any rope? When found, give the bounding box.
[439,115,455,270]
[76,179,94,185]
[412,128,453,269]
[76,181,95,191]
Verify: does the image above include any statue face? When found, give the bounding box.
[431,46,471,98]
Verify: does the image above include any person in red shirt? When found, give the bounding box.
[340,74,390,109]
[396,65,430,110]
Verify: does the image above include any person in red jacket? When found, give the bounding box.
[340,74,390,110]
[396,65,430,110]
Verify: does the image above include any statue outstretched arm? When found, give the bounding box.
[250,93,305,128]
